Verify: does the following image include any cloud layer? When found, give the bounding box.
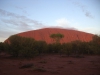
[55,18,77,30]
[0,9,45,29]
[72,1,94,18]
[0,9,46,42]
[56,18,70,26]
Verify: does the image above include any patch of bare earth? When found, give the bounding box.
[0,53,100,75]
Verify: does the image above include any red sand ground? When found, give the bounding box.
[5,28,94,43]
[0,53,100,75]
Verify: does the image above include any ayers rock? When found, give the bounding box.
[6,28,94,43]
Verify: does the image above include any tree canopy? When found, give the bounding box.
[50,33,64,44]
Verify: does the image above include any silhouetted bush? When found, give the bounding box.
[0,42,4,53]
[47,43,62,53]
[60,43,72,56]
[33,41,47,54]
[5,35,39,57]
[3,34,100,58]
[90,35,100,55]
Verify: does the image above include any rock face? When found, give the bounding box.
[15,28,93,43]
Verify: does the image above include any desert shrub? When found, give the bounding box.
[3,42,10,53]
[4,34,100,58]
[33,41,47,54]
[38,60,47,63]
[6,35,22,57]
[0,42,4,53]
[5,35,39,58]
[52,43,62,53]
[47,44,54,53]
[19,63,34,69]
[67,61,74,64]
[47,43,62,53]
[19,48,39,58]
[33,67,46,72]
[90,35,100,55]
[19,37,39,58]
[63,43,73,56]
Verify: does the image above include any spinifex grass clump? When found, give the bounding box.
[33,68,46,72]
[67,61,74,64]
[32,67,47,72]
[38,60,47,64]
[19,63,34,69]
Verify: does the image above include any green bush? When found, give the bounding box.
[47,43,62,53]
[5,35,39,58]
[62,43,72,56]
[33,41,47,54]
[0,42,4,53]
[4,34,100,58]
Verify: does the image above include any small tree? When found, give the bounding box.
[50,33,64,44]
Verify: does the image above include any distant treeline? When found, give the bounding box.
[0,34,100,58]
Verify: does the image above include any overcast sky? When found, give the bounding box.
[0,0,100,42]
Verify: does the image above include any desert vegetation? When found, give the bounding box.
[0,33,100,58]
[50,33,64,44]
[0,34,100,75]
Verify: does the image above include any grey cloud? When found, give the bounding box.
[15,6,28,14]
[0,9,46,41]
[72,1,94,18]
[0,9,46,30]
[1,19,20,26]
[0,9,18,18]
[15,6,26,10]
[85,12,93,18]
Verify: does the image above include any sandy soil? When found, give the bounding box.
[0,53,100,75]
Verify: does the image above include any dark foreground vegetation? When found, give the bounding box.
[0,34,100,58]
